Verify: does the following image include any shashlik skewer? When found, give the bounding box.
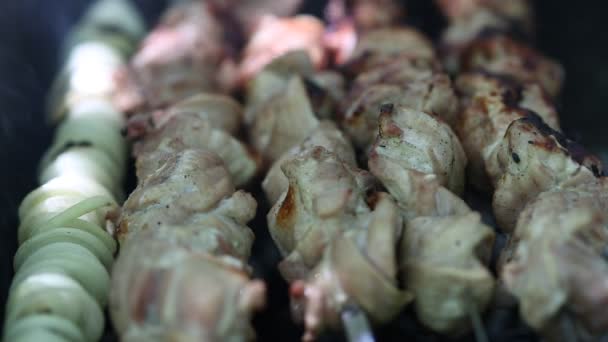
[367,104,495,335]
[3,0,143,340]
[329,23,497,336]
[107,1,326,340]
[238,16,393,341]
[243,12,496,338]
[436,0,608,339]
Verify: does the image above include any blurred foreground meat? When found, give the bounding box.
[112,150,265,341]
[110,2,265,340]
[113,1,233,113]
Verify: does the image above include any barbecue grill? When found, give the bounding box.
[1,1,607,341]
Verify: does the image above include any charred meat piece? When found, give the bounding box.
[245,50,346,122]
[439,8,513,74]
[492,116,602,232]
[456,71,560,192]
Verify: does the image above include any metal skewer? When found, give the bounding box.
[466,290,489,342]
[341,304,375,342]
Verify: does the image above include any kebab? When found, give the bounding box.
[333,22,497,336]
[239,15,405,341]
[436,0,608,338]
[3,0,143,340]
[107,1,288,340]
[366,103,495,336]
[240,12,494,339]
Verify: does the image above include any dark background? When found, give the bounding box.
[0,0,607,340]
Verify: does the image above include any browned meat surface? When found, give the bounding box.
[130,94,257,186]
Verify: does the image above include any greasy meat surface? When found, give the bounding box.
[238,15,326,83]
[112,149,264,341]
[368,104,495,334]
[263,120,356,204]
[113,1,231,113]
[267,147,410,340]
[500,185,608,336]
[367,107,469,219]
[492,116,603,232]
[456,71,560,192]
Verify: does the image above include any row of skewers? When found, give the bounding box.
[4,0,608,341]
